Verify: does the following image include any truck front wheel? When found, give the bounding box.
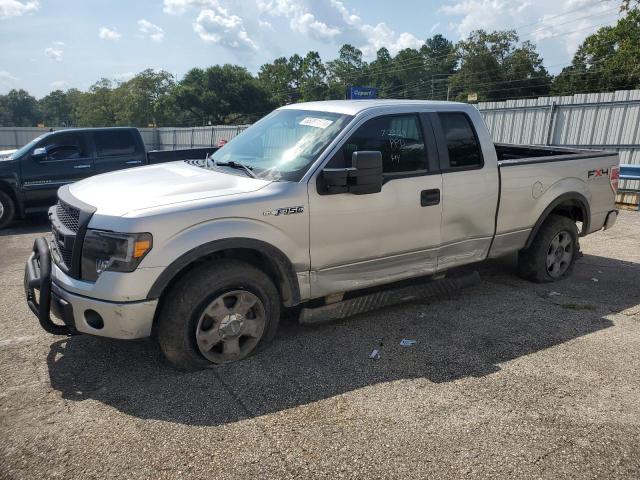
[0,191,15,229]
[157,259,281,370]
[517,214,579,283]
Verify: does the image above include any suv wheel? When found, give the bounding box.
[0,191,15,229]
[517,214,579,282]
[157,259,280,370]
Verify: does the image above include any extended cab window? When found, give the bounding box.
[38,133,88,161]
[439,113,483,169]
[331,114,427,175]
[95,130,136,156]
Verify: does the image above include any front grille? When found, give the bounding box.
[55,201,80,233]
[53,234,73,268]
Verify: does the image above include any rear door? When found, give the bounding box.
[93,129,146,174]
[20,132,95,211]
[308,112,443,298]
[430,111,499,270]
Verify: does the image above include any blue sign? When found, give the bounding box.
[346,86,378,100]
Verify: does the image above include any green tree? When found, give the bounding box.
[172,64,274,124]
[1,89,40,126]
[299,51,328,102]
[76,79,118,126]
[450,30,549,102]
[326,44,368,98]
[552,9,640,95]
[39,89,74,126]
[113,69,176,126]
[421,34,457,100]
[258,57,296,105]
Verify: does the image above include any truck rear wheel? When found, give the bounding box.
[0,191,15,229]
[156,259,280,370]
[517,214,578,283]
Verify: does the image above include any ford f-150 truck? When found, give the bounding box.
[0,127,215,228]
[24,100,620,370]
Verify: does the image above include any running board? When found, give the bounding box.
[299,271,481,325]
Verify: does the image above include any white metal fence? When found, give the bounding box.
[477,89,640,199]
[0,125,250,151]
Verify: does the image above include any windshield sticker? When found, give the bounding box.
[299,117,333,129]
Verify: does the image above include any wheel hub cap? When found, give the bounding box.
[195,289,266,364]
[219,313,244,339]
[546,230,573,278]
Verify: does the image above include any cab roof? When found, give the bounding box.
[279,99,472,116]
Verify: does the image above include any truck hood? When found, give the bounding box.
[68,161,271,217]
[0,149,17,160]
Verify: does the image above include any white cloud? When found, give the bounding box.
[0,0,38,19]
[165,0,258,51]
[439,0,620,56]
[98,26,122,41]
[430,22,441,34]
[50,80,68,89]
[257,0,423,57]
[138,19,165,42]
[114,72,135,82]
[44,41,64,61]
[0,70,18,82]
[193,7,258,50]
[289,12,340,40]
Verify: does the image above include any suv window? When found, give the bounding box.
[94,130,136,157]
[439,113,483,169]
[331,114,427,174]
[39,133,88,161]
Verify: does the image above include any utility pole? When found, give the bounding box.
[431,75,451,101]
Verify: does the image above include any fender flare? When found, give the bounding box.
[524,192,590,249]
[146,237,301,306]
[0,179,23,217]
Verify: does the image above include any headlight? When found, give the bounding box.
[81,230,152,281]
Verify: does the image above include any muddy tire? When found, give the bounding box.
[156,259,280,370]
[0,191,15,229]
[517,214,579,283]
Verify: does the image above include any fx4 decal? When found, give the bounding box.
[263,206,304,216]
[588,168,609,179]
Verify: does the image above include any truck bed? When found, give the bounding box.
[490,144,619,259]
[495,143,615,166]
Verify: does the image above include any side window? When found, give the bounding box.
[94,130,136,157]
[331,114,427,174]
[39,134,88,161]
[439,113,483,169]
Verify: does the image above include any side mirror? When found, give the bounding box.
[32,147,48,160]
[321,151,383,195]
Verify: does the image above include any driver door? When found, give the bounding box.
[308,113,443,298]
[20,132,95,211]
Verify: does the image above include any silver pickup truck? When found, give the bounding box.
[24,100,620,370]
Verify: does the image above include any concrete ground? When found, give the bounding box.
[1,211,639,479]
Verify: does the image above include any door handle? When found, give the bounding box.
[73,164,91,169]
[420,189,440,207]
[126,160,143,165]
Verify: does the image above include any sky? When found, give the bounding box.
[0,0,624,98]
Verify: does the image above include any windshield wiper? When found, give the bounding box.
[214,160,257,179]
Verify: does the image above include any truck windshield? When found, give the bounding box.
[7,134,46,160]
[211,109,352,181]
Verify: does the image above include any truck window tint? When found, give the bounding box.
[439,113,483,169]
[336,114,427,174]
[39,134,88,160]
[95,130,136,156]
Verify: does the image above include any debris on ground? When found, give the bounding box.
[369,349,381,360]
[591,278,599,282]
[399,339,417,347]
[549,291,562,296]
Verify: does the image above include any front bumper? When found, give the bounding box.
[25,237,158,340]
